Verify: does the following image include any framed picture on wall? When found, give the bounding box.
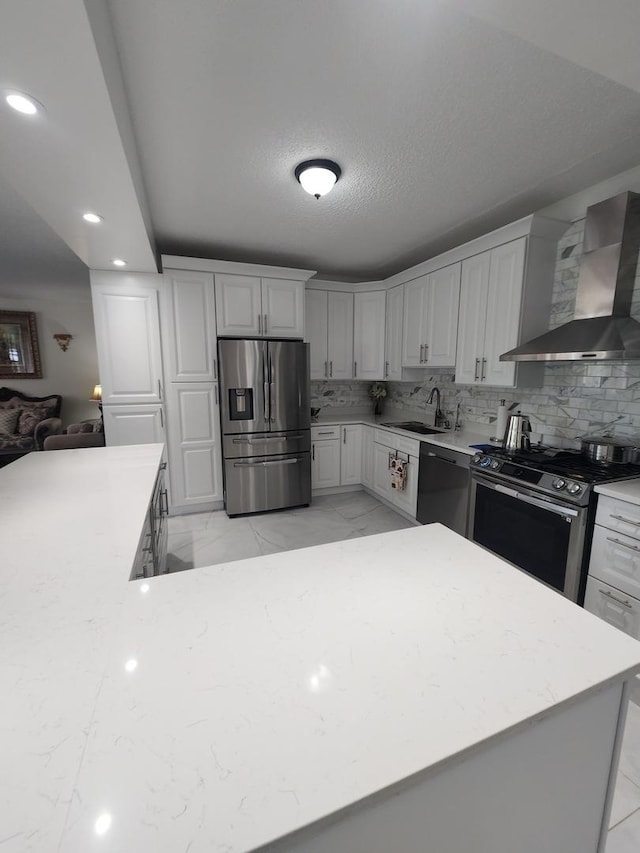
[0,310,42,378]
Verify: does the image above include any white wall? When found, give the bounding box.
[0,280,99,425]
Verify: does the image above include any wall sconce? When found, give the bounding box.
[53,333,73,352]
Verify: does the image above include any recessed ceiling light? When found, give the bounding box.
[5,91,43,116]
[83,212,103,224]
[295,159,342,199]
[112,258,127,267]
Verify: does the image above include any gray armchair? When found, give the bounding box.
[44,418,105,450]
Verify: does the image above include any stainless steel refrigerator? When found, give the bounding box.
[218,339,311,516]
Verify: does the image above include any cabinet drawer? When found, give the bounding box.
[311,425,341,441]
[584,575,640,641]
[596,495,640,537]
[590,524,640,600]
[373,428,420,458]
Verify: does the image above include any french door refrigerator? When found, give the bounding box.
[218,339,311,515]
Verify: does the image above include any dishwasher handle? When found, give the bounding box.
[426,451,458,465]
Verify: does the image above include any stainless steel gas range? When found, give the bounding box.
[468,446,640,604]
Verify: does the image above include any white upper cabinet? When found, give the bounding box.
[163,270,217,382]
[402,276,428,367]
[306,289,329,379]
[262,278,305,338]
[305,289,353,380]
[216,274,304,338]
[215,274,262,336]
[483,240,525,386]
[384,284,404,380]
[91,272,164,406]
[425,263,461,366]
[456,253,491,385]
[456,238,525,387]
[402,265,460,367]
[327,291,354,379]
[353,291,386,381]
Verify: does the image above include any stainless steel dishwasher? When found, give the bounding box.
[417,442,470,535]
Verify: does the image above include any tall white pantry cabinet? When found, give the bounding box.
[90,271,166,447]
[161,269,224,511]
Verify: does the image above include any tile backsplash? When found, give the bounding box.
[311,217,640,449]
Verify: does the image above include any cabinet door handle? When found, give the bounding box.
[215,385,219,405]
[317,430,334,435]
[598,587,633,609]
[474,358,480,381]
[481,357,487,381]
[343,427,346,444]
[324,361,328,378]
[312,443,315,461]
[354,361,357,377]
[264,314,268,335]
[419,344,424,363]
[258,314,262,334]
[330,360,333,377]
[385,361,389,378]
[423,343,428,363]
[213,357,217,380]
[611,514,640,527]
[606,536,640,553]
[158,379,163,399]
[160,408,164,428]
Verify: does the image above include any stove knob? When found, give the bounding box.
[480,455,493,468]
[472,454,483,464]
[552,478,567,490]
[490,460,500,470]
[567,482,582,496]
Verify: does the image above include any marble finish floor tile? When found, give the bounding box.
[610,771,640,829]
[607,805,640,851]
[619,701,640,788]
[166,491,415,572]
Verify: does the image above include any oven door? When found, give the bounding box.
[468,472,589,602]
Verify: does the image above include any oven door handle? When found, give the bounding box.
[491,482,579,518]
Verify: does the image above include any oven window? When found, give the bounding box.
[473,483,571,592]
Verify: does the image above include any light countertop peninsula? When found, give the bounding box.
[3,445,640,852]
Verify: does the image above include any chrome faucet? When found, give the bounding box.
[454,402,462,431]
[427,387,445,428]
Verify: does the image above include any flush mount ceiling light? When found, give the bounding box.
[5,90,44,116]
[83,212,103,224]
[112,258,127,267]
[295,159,341,199]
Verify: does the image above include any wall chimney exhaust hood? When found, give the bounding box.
[501,191,640,362]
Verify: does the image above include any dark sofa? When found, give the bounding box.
[0,387,63,466]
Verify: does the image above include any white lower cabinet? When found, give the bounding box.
[165,383,223,509]
[371,430,419,518]
[340,425,362,485]
[312,438,341,489]
[585,494,640,641]
[584,576,640,639]
[103,404,165,446]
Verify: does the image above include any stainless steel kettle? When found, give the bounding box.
[503,414,532,452]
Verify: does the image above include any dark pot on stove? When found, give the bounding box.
[580,435,640,465]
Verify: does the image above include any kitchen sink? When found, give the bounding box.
[380,421,446,435]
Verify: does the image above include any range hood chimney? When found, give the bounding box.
[501,191,640,362]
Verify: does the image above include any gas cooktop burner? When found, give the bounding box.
[472,444,640,488]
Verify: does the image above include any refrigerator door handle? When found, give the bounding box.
[262,352,270,423]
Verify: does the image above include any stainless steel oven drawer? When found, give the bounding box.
[224,452,311,515]
[223,430,310,459]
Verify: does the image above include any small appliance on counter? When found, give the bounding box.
[218,339,311,516]
[503,413,532,452]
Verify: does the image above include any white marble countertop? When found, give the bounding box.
[3,446,640,853]
[313,411,496,456]
[595,478,640,504]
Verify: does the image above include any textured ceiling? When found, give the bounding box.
[107,0,640,280]
[3,1,640,285]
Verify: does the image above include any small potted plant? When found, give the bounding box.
[369,381,387,416]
